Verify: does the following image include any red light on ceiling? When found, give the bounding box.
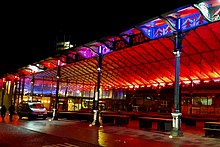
[42,61,56,69]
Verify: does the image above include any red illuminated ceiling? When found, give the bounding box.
[33,21,220,88]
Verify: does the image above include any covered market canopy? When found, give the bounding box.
[2,0,220,90]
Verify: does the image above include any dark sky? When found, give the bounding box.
[0,0,198,77]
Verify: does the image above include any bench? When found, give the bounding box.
[204,122,220,138]
[119,112,144,120]
[58,111,78,120]
[76,112,94,122]
[182,115,220,127]
[101,114,130,126]
[142,112,172,119]
[138,116,172,131]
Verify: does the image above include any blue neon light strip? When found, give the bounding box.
[178,18,181,30]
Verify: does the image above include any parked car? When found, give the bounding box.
[17,102,47,120]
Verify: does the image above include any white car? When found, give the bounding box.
[17,102,47,120]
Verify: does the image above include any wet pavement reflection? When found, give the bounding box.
[1,114,220,147]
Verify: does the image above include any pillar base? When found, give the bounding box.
[170,112,183,137]
[52,108,58,120]
[89,110,102,127]
[170,128,184,138]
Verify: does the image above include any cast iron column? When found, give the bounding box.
[53,63,61,120]
[1,78,6,106]
[30,74,35,102]
[90,46,103,126]
[17,78,21,104]
[13,77,18,106]
[170,16,183,137]
[21,77,25,102]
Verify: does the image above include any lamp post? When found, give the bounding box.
[90,46,103,126]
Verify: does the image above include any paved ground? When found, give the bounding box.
[1,114,220,147]
[0,122,98,147]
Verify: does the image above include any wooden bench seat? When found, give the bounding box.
[138,116,172,131]
[119,112,144,120]
[204,122,220,138]
[76,112,94,122]
[58,111,78,120]
[101,114,130,126]
[204,128,220,138]
[182,116,220,126]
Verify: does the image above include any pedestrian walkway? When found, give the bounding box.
[1,114,220,147]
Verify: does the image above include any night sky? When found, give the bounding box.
[0,0,198,77]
